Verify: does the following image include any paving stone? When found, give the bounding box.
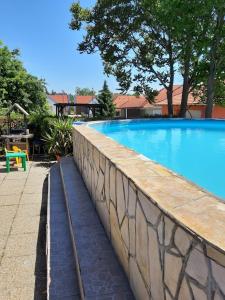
[20,193,43,204]
[11,215,41,234]
[128,183,136,217]
[164,216,175,246]
[157,217,163,245]
[23,184,44,194]
[2,179,27,188]
[5,172,29,180]
[96,200,110,237]
[138,191,160,225]
[190,282,207,300]
[128,218,136,256]
[211,260,225,295]
[116,170,126,224]
[16,203,42,218]
[174,227,192,256]
[165,289,173,300]
[0,206,17,235]
[0,286,35,300]
[186,248,208,286]
[96,169,104,201]
[148,225,164,299]
[105,158,110,209]
[164,252,182,297]
[121,216,129,249]
[206,245,225,268]
[129,256,149,300]
[0,234,7,250]
[0,184,23,195]
[0,194,21,206]
[214,290,224,300]
[109,165,116,206]
[136,201,150,287]
[110,201,129,275]
[0,255,36,288]
[4,233,38,257]
[178,278,192,300]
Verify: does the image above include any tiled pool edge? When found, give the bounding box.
[73,124,225,299]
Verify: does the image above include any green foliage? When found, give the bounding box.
[97,81,115,118]
[193,79,225,106]
[42,119,73,157]
[70,1,225,118]
[70,1,174,114]
[0,41,48,112]
[28,110,56,139]
[75,87,95,96]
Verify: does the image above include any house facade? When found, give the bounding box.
[47,93,69,114]
[155,85,225,118]
[75,95,98,115]
[113,95,162,118]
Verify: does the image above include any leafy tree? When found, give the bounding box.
[97,81,115,118]
[75,87,95,96]
[0,41,47,113]
[70,1,177,117]
[70,1,225,118]
[204,1,225,117]
[157,0,209,117]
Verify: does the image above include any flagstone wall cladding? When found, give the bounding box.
[73,126,225,300]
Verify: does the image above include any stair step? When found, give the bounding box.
[60,157,135,300]
[47,163,80,300]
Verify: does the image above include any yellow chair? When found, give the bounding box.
[12,146,29,162]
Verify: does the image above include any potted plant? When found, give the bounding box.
[42,118,73,159]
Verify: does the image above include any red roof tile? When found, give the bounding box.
[76,95,95,104]
[48,94,68,104]
[113,95,153,109]
[155,85,200,105]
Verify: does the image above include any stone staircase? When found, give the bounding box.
[47,157,134,300]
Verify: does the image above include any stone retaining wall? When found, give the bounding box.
[73,124,225,300]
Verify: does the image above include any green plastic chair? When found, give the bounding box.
[5,151,27,173]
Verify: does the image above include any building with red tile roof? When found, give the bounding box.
[75,95,96,105]
[113,87,225,119]
[154,85,200,106]
[47,93,69,114]
[75,95,98,115]
[48,93,69,104]
[113,95,152,109]
[113,95,161,118]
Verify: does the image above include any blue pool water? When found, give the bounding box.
[91,120,225,200]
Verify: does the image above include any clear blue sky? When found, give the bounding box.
[0,0,181,94]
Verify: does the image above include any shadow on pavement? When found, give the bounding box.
[34,176,48,300]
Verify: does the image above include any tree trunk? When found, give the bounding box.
[205,10,224,118]
[167,87,173,117]
[167,39,174,117]
[179,43,191,118]
[179,69,190,118]
[205,60,216,118]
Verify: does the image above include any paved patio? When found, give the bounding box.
[0,159,52,300]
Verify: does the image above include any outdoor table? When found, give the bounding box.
[1,133,34,155]
[6,152,27,172]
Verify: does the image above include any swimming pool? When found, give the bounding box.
[91,119,225,200]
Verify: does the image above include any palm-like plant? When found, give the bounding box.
[42,118,73,157]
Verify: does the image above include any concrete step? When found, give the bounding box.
[47,163,80,300]
[60,157,135,300]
